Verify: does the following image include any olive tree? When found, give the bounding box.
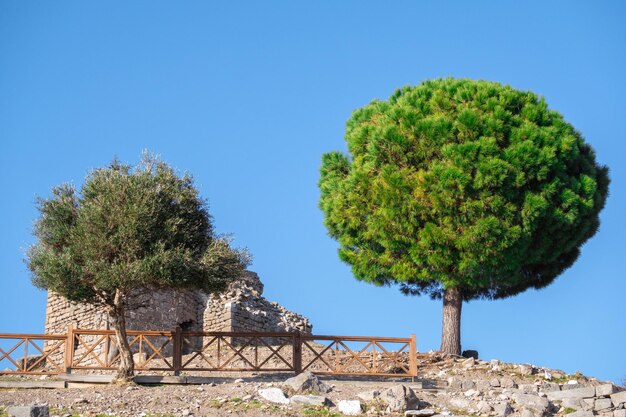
[319,78,609,355]
[28,153,250,379]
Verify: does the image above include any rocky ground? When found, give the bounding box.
[1,352,624,417]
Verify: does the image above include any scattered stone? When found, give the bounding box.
[544,371,552,380]
[477,400,492,414]
[611,391,626,407]
[447,376,463,390]
[567,411,595,417]
[596,384,618,397]
[595,398,613,411]
[582,398,595,410]
[462,357,475,369]
[462,350,479,360]
[283,371,331,393]
[518,384,538,394]
[562,398,584,410]
[290,394,328,407]
[464,389,479,397]
[461,379,475,390]
[547,386,596,401]
[511,392,550,414]
[476,379,491,391]
[357,390,380,402]
[378,385,419,412]
[449,397,471,410]
[539,382,561,393]
[258,387,289,405]
[493,402,513,417]
[518,364,534,375]
[338,400,362,415]
[0,353,621,417]
[7,406,49,417]
[501,377,517,389]
[406,409,436,416]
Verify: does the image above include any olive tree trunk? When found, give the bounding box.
[108,290,134,381]
[440,286,462,355]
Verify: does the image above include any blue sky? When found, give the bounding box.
[1,1,624,383]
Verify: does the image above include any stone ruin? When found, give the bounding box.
[45,270,312,339]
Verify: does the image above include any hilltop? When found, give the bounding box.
[1,352,624,417]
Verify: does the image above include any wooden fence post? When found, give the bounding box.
[293,331,302,375]
[409,333,417,381]
[64,324,74,374]
[173,326,182,376]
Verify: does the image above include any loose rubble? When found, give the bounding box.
[338,399,363,415]
[257,387,290,404]
[282,371,331,394]
[1,352,624,417]
[290,394,328,406]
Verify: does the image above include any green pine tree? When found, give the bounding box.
[319,78,609,354]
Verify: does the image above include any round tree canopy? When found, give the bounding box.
[28,154,250,305]
[319,78,609,301]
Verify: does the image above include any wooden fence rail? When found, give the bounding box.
[0,328,417,378]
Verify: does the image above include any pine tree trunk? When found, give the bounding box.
[440,286,462,355]
[109,291,134,381]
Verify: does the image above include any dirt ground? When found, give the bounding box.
[0,374,431,417]
[0,351,448,416]
[1,352,603,417]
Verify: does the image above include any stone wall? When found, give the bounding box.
[45,289,200,335]
[201,271,311,345]
[45,271,311,335]
[44,288,201,367]
[201,271,312,334]
[45,293,108,335]
[43,270,313,367]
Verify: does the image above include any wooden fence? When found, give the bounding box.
[0,328,417,378]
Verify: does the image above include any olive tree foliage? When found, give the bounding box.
[319,78,609,353]
[28,153,250,378]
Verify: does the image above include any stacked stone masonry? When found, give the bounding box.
[43,271,312,367]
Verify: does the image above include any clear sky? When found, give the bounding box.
[1,1,624,383]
